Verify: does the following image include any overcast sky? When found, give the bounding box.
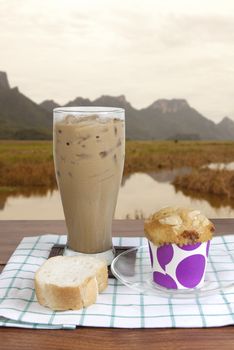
[1,0,234,122]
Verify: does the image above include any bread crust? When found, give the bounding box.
[95,264,108,292]
[144,207,214,246]
[34,256,108,311]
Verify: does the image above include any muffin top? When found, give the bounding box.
[144,207,214,246]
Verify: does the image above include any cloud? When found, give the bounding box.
[0,0,234,120]
[159,14,234,48]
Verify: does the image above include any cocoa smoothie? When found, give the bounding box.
[53,108,125,255]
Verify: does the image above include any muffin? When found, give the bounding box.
[144,207,215,289]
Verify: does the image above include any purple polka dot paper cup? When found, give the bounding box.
[148,240,211,289]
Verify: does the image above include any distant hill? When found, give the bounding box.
[136,98,226,140]
[1,71,234,140]
[65,95,234,140]
[91,95,146,139]
[66,97,92,107]
[0,71,10,89]
[39,100,60,113]
[216,117,234,140]
[0,72,52,139]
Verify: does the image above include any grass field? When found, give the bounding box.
[174,168,234,199]
[0,141,55,189]
[0,140,234,197]
[125,140,234,172]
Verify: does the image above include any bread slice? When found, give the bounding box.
[35,255,108,311]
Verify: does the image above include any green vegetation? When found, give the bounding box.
[0,140,234,198]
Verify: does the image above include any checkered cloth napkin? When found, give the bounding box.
[0,234,234,329]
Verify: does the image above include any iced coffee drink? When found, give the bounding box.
[53,107,125,264]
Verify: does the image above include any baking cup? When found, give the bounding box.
[148,240,211,289]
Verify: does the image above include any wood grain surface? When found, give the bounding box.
[0,219,233,350]
[1,326,234,350]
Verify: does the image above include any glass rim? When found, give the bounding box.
[53,106,125,114]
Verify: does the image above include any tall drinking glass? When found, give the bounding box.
[53,107,125,264]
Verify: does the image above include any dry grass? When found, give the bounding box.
[0,140,234,194]
[125,140,234,173]
[174,169,234,199]
[0,141,56,189]
[0,161,56,187]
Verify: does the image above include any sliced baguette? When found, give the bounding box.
[35,255,108,311]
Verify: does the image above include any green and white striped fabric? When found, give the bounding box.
[0,234,234,329]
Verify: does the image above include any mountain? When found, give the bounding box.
[138,99,224,140]
[92,95,147,139]
[66,97,92,106]
[0,71,234,140]
[66,95,234,140]
[216,116,234,140]
[0,71,10,90]
[40,99,60,113]
[0,72,52,139]
[149,98,190,113]
[65,94,149,139]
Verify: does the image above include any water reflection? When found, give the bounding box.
[0,187,55,210]
[0,170,234,219]
[204,162,234,171]
[174,186,234,209]
[115,173,234,219]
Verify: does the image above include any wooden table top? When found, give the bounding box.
[0,219,234,350]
